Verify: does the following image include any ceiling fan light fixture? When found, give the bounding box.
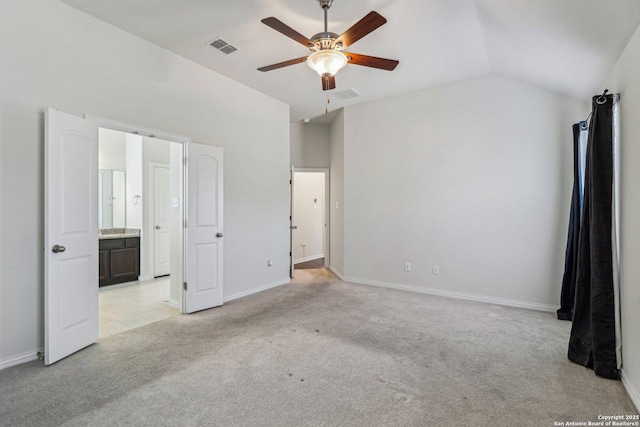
[306,50,348,77]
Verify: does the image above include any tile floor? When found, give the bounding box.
[99,277,180,339]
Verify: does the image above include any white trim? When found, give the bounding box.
[169,298,181,309]
[223,279,290,303]
[329,265,345,280]
[85,115,191,144]
[294,254,325,265]
[0,348,43,371]
[621,369,640,413]
[293,168,330,173]
[89,114,186,313]
[339,274,557,313]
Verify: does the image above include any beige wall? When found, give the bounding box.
[341,73,588,309]
[329,110,345,276]
[290,123,330,168]
[0,0,290,366]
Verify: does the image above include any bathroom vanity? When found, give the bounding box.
[99,229,140,287]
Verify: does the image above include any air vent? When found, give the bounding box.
[331,88,362,101]
[207,37,238,55]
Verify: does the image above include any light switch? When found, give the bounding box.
[172,197,179,208]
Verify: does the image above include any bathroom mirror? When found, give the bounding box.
[99,169,126,229]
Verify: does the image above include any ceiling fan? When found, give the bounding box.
[258,0,399,91]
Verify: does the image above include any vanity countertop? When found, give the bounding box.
[99,228,140,240]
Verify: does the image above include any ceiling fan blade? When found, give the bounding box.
[346,52,399,71]
[261,17,315,49]
[258,57,308,72]
[322,75,336,91]
[334,11,387,48]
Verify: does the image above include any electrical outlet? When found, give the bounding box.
[404,262,412,272]
[432,265,440,275]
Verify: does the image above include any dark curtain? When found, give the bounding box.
[567,94,618,380]
[557,125,583,321]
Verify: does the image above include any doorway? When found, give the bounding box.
[290,168,329,276]
[45,108,225,365]
[97,129,182,338]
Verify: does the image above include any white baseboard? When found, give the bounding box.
[138,275,154,282]
[338,274,557,313]
[621,369,640,412]
[169,298,180,309]
[294,254,325,265]
[223,278,290,303]
[0,348,43,371]
[329,265,345,280]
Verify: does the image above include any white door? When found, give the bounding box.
[153,165,171,277]
[290,167,295,278]
[184,143,224,313]
[45,108,99,365]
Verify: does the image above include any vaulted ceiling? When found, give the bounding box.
[59,0,640,123]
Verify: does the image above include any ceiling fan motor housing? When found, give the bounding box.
[311,32,340,50]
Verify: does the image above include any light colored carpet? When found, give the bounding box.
[1,269,637,426]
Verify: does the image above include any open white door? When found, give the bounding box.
[184,143,223,313]
[45,108,99,365]
[290,166,295,278]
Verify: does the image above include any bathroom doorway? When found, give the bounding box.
[97,128,182,338]
[45,108,225,364]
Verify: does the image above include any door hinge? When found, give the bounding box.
[289,251,292,256]
[184,219,188,228]
[183,157,188,167]
[289,180,292,184]
[183,282,188,291]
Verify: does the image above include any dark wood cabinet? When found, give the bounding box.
[99,237,140,287]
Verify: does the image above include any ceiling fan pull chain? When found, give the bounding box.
[324,75,330,114]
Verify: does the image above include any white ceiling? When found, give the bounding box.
[59,0,640,123]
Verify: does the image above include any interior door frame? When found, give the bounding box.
[85,115,188,313]
[290,168,330,271]
[149,162,170,278]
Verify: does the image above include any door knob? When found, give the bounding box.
[52,245,66,253]
[216,232,223,238]
[155,225,161,229]
[291,226,298,230]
